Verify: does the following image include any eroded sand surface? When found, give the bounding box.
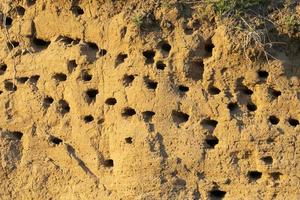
[0,1,300,199]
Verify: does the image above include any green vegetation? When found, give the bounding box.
[132,14,143,28]
[205,0,268,16]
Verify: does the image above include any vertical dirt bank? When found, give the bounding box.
[0,0,299,199]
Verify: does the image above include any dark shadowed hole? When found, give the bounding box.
[58,100,70,115]
[87,42,99,51]
[143,50,155,64]
[156,61,166,70]
[144,78,158,90]
[71,6,84,16]
[159,41,171,55]
[5,17,13,27]
[248,171,262,181]
[53,73,67,82]
[11,131,23,140]
[125,137,133,144]
[201,118,218,129]
[227,102,238,112]
[209,189,226,199]
[172,110,189,124]
[115,53,128,66]
[270,172,282,180]
[16,6,26,16]
[85,89,98,104]
[241,87,253,95]
[103,159,114,167]
[50,136,62,145]
[83,115,94,123]
[123,74,135,86]
[99,49,107,56]
[178,85,189,92]
[247,103,257,112]
[98,118,105,125]
[186,60,204,81]
[0,64,7,75]
[32,37,50,49]
[269,116,279,125]
[43,96,54,108]
[258,70,269,79]
[4,80,17,91]
[105,98,117,105]
[122,107,136,117]
[27,0,36,6]
[7,41,19,50]
[267,137,274,144]
[17,77,29,84]
[205,135,219,149]
[288,118,299,127]
[142,111,155,122]
[81,71,92,81]
[68,60,77,73]
[261,156,273,165]
[208,86,221,95]
[204,38,214,55]
[29,75,40,84]
[269,88,281,98]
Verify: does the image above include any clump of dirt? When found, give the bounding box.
[0,0,299,199]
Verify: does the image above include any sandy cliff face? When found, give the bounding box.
[0,0,299,199]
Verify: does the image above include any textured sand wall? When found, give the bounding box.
[0,0,299,199]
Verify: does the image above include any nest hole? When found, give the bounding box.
[227,102,238,112]
[115,53,128,66]
[208,86,221,95]
[53,73,67,82]
[123,74,135,87]
[103,159,114,167]
[172,110,189,124]
[143,50,155,64]
[43,96,54,108]
[50,136,62,145]
[58,100,70,115]
[0,64,7,75]
[205,135,219,149]
[125,137,133,144]
[261,156,273,165]
[248,171,262,181]
[269,115,279,125]
[71,6,84,16]
[68,60,77,73]
[258,70,269,79]
[7,41,19,50]
[32,37,50,49]
[83,115,94,123]
[4,80,17,91]
[85,89,98,104]
[122,107,136,117]
[247,103,257,112]
[288,118,299,127]
[209,189,226,199]
[17,77,29,84]
[178,85,189,93]
[142,111,155,122]
[29,75,40,84]
[105,98,117,105]
[16,6,26,16]
[5,17,13,27]
[156,61,166,70]
[144,78,158,90]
